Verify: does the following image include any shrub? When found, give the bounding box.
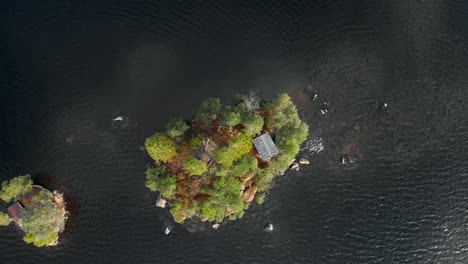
[183,156,208,175]
[145,133,178,162]
[166,118,189,137]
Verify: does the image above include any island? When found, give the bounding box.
[144,93,309,223]
[0,175,68,247]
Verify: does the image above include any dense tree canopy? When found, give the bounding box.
[0,174,33,202]
[197,98,222,124]
[166,118,189,137]
[241,113,264,135]
[183,156,208,175]
[144,92,308,224]
[145,133,178,162]
[219,106,242,127]
[20,191,66,247]
[145,165,177,198]
[0,212,11,226]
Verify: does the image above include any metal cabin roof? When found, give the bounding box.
[253,133,279,160]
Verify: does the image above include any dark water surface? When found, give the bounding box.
[1,1,468,263]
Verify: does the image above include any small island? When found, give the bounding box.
[144,93,308,223]
[0,175,68,247]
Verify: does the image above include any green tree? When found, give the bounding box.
[145,133,178,162]
[241,113,264,135]
[197,98,222,124]
[0,212,12,226]
[255,193,266,204]
[0,174,33,202]
[212,147,236,168]
[145,165,177,197]
[183,156,208,175]
[20,191,65,247]
[188,137,202,150]
[229,131,253,157]
[231,155,258,176]
[166,118,189,137]
[219,106,242,127]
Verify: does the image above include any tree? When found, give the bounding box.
[0,212,11,226]
[183,156,208,175]
[229,131,253,157]
[166,118,189,137]
[20,191,65,247]
[145,133,178,162]
[255,193,266,204]
[219,106,242,127]
[212,147,236,168]
[197,98,222,124]
[241,113,264,135]
[145,165,177,197]
[0,174,33,202]
[231,155,258,177]
[145,165,167,191]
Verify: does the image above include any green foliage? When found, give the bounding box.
[145,133,178,162]
[267,93,300,130]
[0,174,33,202]
[229,131,253,157]
[166,118,189,137]
[145,165,167,191]
[212,147,236,168]
[20,191,65,247]
[145,165,177,197]
[231,155,258,177]
[241,113,264,135]
[219,106,242,127]
[183,156,208,175]
[0,212,12,226]
[195,176,246,222]
[197,98,222,124]
[212,131,253,168]
[188,137,202,150]
[255,193,266,204]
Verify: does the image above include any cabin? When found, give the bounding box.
[253,132,279,160]
[7,203,24,223]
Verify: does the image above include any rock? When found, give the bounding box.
[289,158,296,166]
[320,109,327,115]
[290,162,299,171]
[112,116,123,121]
[242,186,257,203]
[299,158,309,165]
[155,196,167,208]
[164,226,171,235]
[264,223,274,231]
[212,223,220,230]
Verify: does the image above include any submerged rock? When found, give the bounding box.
[264,223,274,231]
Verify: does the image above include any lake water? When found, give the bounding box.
[1,1,467,263]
